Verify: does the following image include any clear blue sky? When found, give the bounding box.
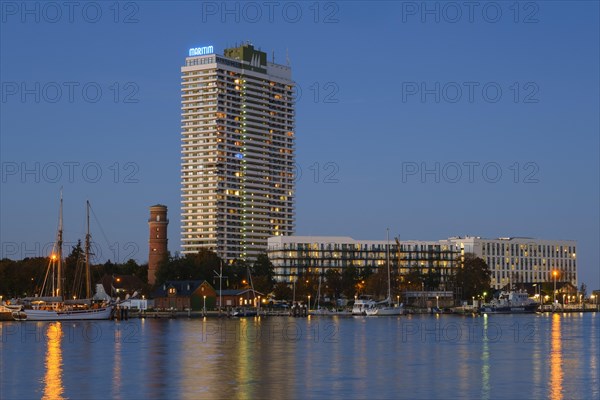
[1,1,598,289]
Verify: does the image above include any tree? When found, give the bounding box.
[64,240,85,298]
[251,253,274,294]
[365,267,387,299]
[0,257,47,297]
[324,269,342,300]
[401,268,424,291]
[294,270,319,301]
[273,281,292,301]
[580,282,587,298]
[154,249,223,285]
[452,253,491,301]
[423,269,442,290]
[341,266,358,299]
[223,259,248,289]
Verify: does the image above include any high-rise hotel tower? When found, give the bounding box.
[181,43,295,261]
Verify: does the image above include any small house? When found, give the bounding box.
[153,280,216,311]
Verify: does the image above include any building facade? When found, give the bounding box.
[267,236,459,287]
[442,236,577,289]
[181,43,295,262]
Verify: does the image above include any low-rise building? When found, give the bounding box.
[267,236,460,288]
[442,236,577,289]
[217,288,265,308]
[153,280,216,311]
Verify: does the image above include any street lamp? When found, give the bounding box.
[436,295,439,309]
[483,292,487,303]
[397,295,400,306]
[308,295,311,311]
[203,295,206,316]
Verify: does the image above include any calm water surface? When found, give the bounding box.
[1,313,598,399]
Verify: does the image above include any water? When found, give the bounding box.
[1,313,598,399]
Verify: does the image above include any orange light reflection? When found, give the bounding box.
[43,322,65,400]
[549,314,563,400]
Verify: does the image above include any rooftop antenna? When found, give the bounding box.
[272,50,275,64]
[286,48,290,66]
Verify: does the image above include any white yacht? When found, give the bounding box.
[352,296,377,315]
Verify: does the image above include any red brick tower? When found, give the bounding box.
[148,205,168,285]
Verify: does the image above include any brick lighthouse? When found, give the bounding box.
[148,204,168,285]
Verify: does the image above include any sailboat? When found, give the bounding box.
[309,274,334,315]
[366,229,404,316]
[17,194,113,321]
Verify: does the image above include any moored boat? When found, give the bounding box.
[17,194,113,321]
[365,300,404,316]
[1,304,23,321]
[479,290,539,314]
[19,306,113,321]
[352,296,377,315]
[364,229,404,316]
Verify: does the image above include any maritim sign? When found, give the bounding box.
[189,45,214,57]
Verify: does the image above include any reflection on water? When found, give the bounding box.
[1,314,598,399]
[481,315,490,400]
[550,314,563,400]
[112,332,122,398]
[42,322,65,400]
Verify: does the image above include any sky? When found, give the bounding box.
[1,1,598,289]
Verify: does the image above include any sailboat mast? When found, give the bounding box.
[57,190,63,299]
[247,265,256,306]
[387,228,391,306]
[85,200,92,299]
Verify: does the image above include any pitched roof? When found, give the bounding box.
[218,288,265,297]
[153,280,210,297]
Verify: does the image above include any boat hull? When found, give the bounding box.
[366,306,404,316]
[21,306,114,321]
[232,309,258,317]
[480,304,539,314]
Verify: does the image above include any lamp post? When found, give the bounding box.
[483,292,487,303]
[203,295,206,317]
[308,295,311,312]
[397,295,400,306]
[436,295,439,309]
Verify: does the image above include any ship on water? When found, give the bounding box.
[14,192,113,321]
[479,290,540,314]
